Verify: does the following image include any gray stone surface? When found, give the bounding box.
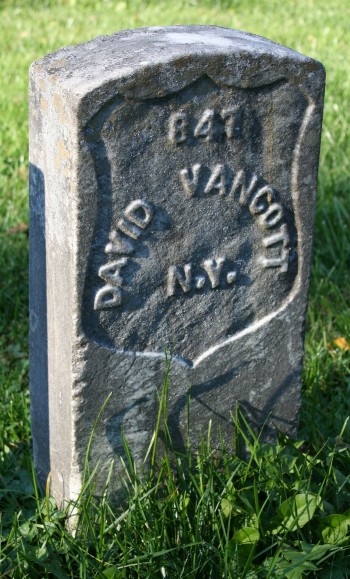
[29,25,325,503]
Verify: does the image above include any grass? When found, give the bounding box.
[1,369,350,577]
[0,0,350,576]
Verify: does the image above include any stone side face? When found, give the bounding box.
[29,57,78,501]
[29,26,325,502]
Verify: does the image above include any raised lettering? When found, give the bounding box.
[105,230,134,255]
[259,202,283,229]
[262,223,289,249]
[180,164,201,197]
[221,108,244,139]
[249,185,274,215]
[260,249,289,273]
[204,164,226,196]
[261,223,290,273]
[94,285,122,310]
[117,199,154,239]
[195,275,205,289]
[194,109,215,141]
[96,199,155,312]
[226,271,237,284]
[167,107,253,144]
[202,257,225,288]
[98,258,128,286]
[230,170,259,204]
[117,218,142,240]
[167,264,192,296]
[168,111,188,144]
[124,199,154,229]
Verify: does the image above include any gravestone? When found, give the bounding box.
[29,26,325,503]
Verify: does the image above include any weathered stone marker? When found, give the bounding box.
[29,26,325,502]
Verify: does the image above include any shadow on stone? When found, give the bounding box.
[29,163,50,492]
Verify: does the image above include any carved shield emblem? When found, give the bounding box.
[83,74,308,365]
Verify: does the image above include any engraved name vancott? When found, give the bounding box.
[94,164,290,311]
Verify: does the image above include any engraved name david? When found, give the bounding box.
[94,199,154,311]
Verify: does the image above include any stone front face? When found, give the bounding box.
[29,26,325,502]
[84,77,300,362]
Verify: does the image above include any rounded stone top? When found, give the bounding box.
[31,25,325,107]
